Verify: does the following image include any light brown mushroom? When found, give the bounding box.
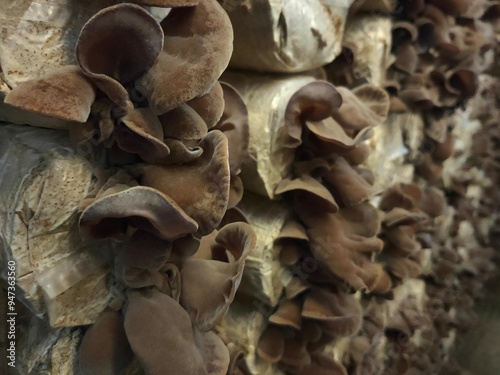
[79,308,134,375]
[269,298,303,330]
[138,130,230,235]
[302,288,363,337]
[136,0,233,114]
[122,230,172,270]
[115,108,170,163]
[178,222,256,331]
[159,103,209,141]
[187,81,225,129]
[212,82,249,175]
[257,325,285,363]
[79,186,198,241]
[76,3,164,111]
[276,175,339,213]
[331,85,390,132]
[321,156,374,207]
[283,81,343,148]
[228,175,244,209]
[4,65,95,123]
[124,288,230,375]
[162,138,204,164]
[295,197,390,292]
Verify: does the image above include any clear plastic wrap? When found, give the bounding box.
[0,124,113,327]
[224,0,352,73]
[0,0,118,87]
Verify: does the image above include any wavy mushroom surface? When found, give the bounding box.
[124,288,230,375]
[136,0,234,114]
[178,222,256,331]
[79,186,198,241]
[138,130,230,235]
[295,198,390,293]
[76,3,164,111]
[4,66,96,123]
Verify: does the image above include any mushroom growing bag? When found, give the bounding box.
[0,124,113,327]
[0,0,122,87]
[223,0,352,73]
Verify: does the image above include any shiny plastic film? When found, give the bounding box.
[0,124,113,327]
[223,0,353,73]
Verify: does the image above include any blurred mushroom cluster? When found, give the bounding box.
[1,1,256,374]
[1,0,499,374]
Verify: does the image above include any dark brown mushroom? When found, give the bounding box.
[76,3,164,111]
[79,186,198,241]
[115,108,171,163]
[79,308,134,375]
[124,288,230,375]
[138,130,230,235]
[212,82,249,175]
[178,222,256,331]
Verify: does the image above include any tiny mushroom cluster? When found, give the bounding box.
[4,1,257,374]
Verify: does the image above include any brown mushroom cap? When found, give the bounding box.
[162,138,203,164]
[394,43,419,74]
[269,298,303,330]
[302,288,363,337]
[76,3,164,110]
[79,186,198,241]
[136,0,233,114]
[228,175,244,209]
[332,85,390,131]
[321,156,374,207]
[187,81,225,129]
[116,108,171,163]
[159,103,209,140]
[4,65,95,123]
[257,325,285,363]
[139,130,230,235]
[212,82,249,175]
[178,222,256,331]
[284,81,343,148]
[296,199,388,292]
[276,175,339,213]
[124,288,230,375]
[122,230,172,270]
[79,308,133,375]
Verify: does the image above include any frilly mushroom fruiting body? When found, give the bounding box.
[79,308,133,375]
[179,222,256,331]
[79,185,198,241]
[76,3,164,111]
[124,288,230,375]
[136,0,234,114]
[4,65,96,124]
[223,71,388,199]
[213,82,250,176]
[138,130,230,235]
[295,198,389,293]
[79,220,256,375]
[256,284,362,373]
[116,108,171,164]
